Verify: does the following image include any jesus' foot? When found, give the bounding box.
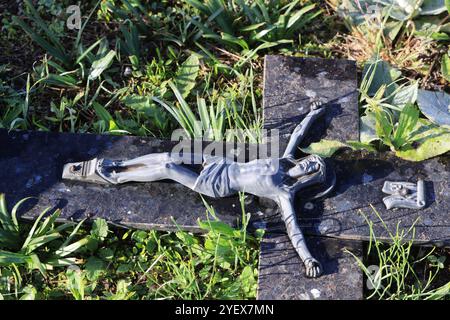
[304,257,323,278]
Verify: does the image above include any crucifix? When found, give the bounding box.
[62,101,335,278]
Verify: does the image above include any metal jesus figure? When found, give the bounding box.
[63,102,332,278]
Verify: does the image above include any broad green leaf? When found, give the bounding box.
[420,0,447,15]
[431,32,450,41]
[385,0,420,20]
[337,0,378,25]
[338,0,417,23]
[395,119,450,161]
[121,95,168,131]
[360,113,380,143]
[384,20,404,41]
[85,256,105,281]
[198,220,237,237]
[88,50,116,81]
[220,33,249,50]
[363,59,402,97]
[91,218,108,241]
[442,54,450,82]
[414,16,444,37]
[339,0,444,25]
[373,107,394,146]
[416,89,450,128]
[19,285,37,300]
[173,54,200,99]
[98,247,114,261]
[175,231,199,246]
[129,55,139,70]
[66,268,85,300]
[238,265,257,295]
[389,82,418,109]
[300,139,376,158]
[122,95,152,114]
[108,119,119,131]
[392,103,419,149]
[253,26,275,40]
[31,253,47,275]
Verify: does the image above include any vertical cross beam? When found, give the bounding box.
[258,55,363,300]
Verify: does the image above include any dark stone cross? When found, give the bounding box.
[1,56,449,299]
[258,56,362,299]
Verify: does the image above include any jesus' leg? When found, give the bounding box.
[99,156,199,191]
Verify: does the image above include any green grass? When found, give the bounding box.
[0,193,261,300]
[347,205,450,300]
[0,0,449,300]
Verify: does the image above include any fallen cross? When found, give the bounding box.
[257,236,363,300]
[0,132,261,232]
[1,56,448,299]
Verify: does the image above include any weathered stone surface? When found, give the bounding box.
[258,55,364,300]
[257,234,363,300]
[263,55,359,153]
[262,150,450,246]
[0,129,261,231]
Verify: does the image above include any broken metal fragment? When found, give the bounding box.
[382,179,426,210]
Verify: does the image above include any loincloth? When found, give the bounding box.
[193,156,236,198]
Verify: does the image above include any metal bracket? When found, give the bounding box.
[62,158,110,184]
[382,179,426,210]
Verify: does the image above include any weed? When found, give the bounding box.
[347,205,449,300]
[0,194,97,299]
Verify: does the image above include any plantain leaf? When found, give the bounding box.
[173,54,200,99]
[360,113,380,143]
[373,107,394,147]
[363,59,402,97]
[395,119,450,161]
[300,139,376,158]
[392,103,419,149]
[88,50,116,81]
[416,89,450,128]
[420,0,447,15]
[389,82,418,109]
